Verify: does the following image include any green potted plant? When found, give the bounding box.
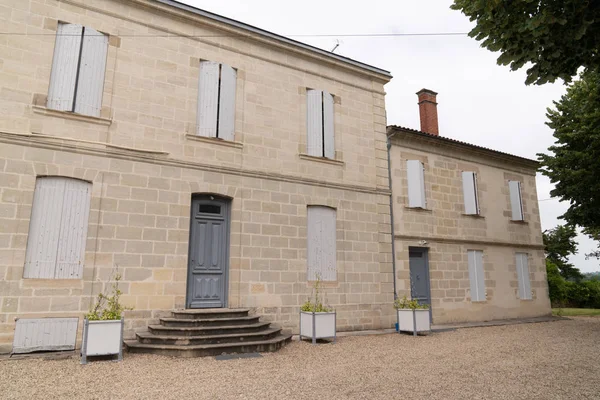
[299,275,336,344]
[394,295,431,335]
[81,272,131,364]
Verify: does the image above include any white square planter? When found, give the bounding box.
[397,309,430,335]
[81,317,124,364]
[299,311,336,344]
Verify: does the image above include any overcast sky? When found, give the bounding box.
[183,0,598,272]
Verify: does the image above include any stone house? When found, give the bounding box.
[388,89,551,324]
[0,0,551,355]
[0,0,394,353]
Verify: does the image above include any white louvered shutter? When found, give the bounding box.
[320,207,336,281]
[217,64,237,141]
[306,89,323,157]
[323,91,335,159]
[462,171,479,215]
[407,160,426,208]
[24,178,66,278]
[74,27,108,117]
[55,179,91,278]
[24,177,91,279]
[509,181,524,221]
[467,250,485,302]
[516,253,532,300]
[307,206,337,281]
[197,61,220,138]
[47,23,83,112]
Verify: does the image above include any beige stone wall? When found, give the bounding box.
[389,135,551,324]
[0,0,393,352]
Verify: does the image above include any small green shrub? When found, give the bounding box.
[86,272,132,321]
[394,295,429,310]
[301,274,333,313]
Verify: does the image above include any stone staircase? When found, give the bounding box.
[124,308,292,357]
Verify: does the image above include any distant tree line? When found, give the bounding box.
[544,225,600,308]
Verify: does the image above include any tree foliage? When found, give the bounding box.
[543,224,582,280]
[451,0,600,85]
[538,70,600,240]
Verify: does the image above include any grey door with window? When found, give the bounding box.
[409,248,431,309]
[186,195,230,309]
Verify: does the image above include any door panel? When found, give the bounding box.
[409,248,431,308]
[187,197,230,309]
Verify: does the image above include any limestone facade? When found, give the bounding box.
[0,0,393,352]
[388,127,551,324]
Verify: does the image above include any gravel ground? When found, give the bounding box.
[1,317,599,400]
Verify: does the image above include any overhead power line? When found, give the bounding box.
[0,32,469,38]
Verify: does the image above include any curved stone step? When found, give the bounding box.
[136,327,282,345]
[124,334,292,358]
[171,309,250,320]
[148,321,272,337]
[159,315,260,327]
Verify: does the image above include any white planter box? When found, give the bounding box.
[81,317,124,364]
[397,309,430,334]
[299,311,336,344]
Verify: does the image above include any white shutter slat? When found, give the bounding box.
[307,207,319,281]
[197,61,220,138]
[323,91,335,159]
[55,179,91,279]
[306,89,323,157]
[321,207,337,281]
[467,250,485,302]
[217,64,237,141]
[74,27,109,117]
[407,160,426,208]
[462,171,479,215]
[47,23,83,112]
[24,178,66,278]
[516,253,532,300]
[307,206,337,282]
[509,181,524,221]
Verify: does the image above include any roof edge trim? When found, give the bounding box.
[155,0,392,78]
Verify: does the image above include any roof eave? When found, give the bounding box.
[387,125,540,169]
[154,0,392,79]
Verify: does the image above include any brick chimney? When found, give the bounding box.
[417,89,439,136]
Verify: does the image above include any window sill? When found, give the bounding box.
[462,214,485,219]
[185,134,243,149]
[509,220,528,225]
[299,153,344,166]
[404,206,432,212]
[32,105,112,126]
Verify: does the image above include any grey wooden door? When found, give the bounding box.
[409,248,431,308]
[186,196,230,309]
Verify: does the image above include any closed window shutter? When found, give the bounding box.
[55,179,92,278]
[509,181,524,221]
[323,91,335,159]
[47,23,83,112]
[462,171,479,215]
[197,61,220,138]
[217,64,237,141]
[467,250,485,301]
[307,206,336,281]
[407,160,426,208]
[24,178,66,278]
[516,253,532,300]
[24,177,91,279]
[74,26,108,117]
[306,89,323,157]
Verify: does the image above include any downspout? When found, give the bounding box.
[387,133,398,300]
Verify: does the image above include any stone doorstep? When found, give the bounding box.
[291,315,563,340]
[430,315,562,330]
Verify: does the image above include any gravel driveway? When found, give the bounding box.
[1,317,599,400]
